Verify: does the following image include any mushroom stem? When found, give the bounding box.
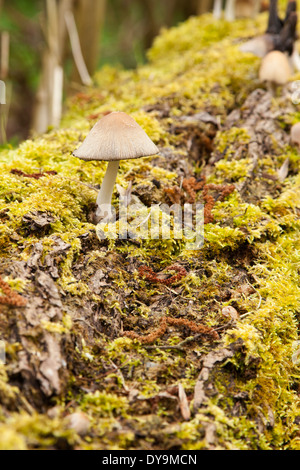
[96,160,120,222]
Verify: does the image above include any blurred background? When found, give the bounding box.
[0,0,218,145]
[0,0,261,146]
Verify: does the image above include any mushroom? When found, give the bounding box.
[266,0,284,35]
[290,122,300,148]
[73,111,159,222]
[240,34,275,57]
[213,0,260,21]
[239,0,280,57]
[240,0,283,56]
[259,50,292,93]
[239,0,299,65]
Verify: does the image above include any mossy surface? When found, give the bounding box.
[0,12,300,450]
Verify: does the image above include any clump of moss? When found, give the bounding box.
[0,413,77,450]
[1,9,300,450]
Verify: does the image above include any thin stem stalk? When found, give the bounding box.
[96,160,120,222]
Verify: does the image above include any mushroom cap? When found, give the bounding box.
[259,50,293,85]
[73,111,159,161]
[240,34,274,58]
[290,122,300,145]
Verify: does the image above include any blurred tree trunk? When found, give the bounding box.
[142,0,199,51]
[143,0,160,50]
[71,0,106,84]
[197,0,214,14]
[32,0,74,135]
[0,1,8,143]
[175,0,199,18]
[0,30,10,144]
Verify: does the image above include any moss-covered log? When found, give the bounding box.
[0,11,300,450]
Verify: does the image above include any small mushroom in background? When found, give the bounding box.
[290,122,300,148]
[73,112,159,222]
[213,0,260,21]
[234,0,261,19]
[240,0,300,72]
[240,34,275,57]
[259,50,293,93]
[222,305,239,321]
[65,412,90,436]
[240,0,282,55]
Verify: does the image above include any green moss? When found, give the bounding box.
[204,224,246,252]
[80,391,129,418]
[1,9,300,450]
[0,428,26,451]
[0,413,77,450]
[0,365,18,405]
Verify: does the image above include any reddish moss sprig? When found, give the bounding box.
[138,264,187,286]
[202,183,235,223]
[164,186,182,204]
[0,275,27,308]
[11,169,57,180]
[164,176,235,224]
[182,177,205,203]
[123,316,219,344]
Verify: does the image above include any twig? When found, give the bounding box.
[240,280,262,318]
[163,285,180,295]
[54,174,98,192]
[109,359,129,392]
[239,140,260,195]
[65,10,92,86]
[73,317,102,336]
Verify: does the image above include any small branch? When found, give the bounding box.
[65,10,92,86]
[109,359,129,392]
[238,140,260,195]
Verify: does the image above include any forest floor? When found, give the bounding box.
[0,12,300,450]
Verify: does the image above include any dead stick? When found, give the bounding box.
[65,10,92,86]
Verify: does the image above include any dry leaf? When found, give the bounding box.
[277,158,289,182]
[178,383,191,421]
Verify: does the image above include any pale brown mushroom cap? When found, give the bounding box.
[240,34,275,58]
[259,50,293,85]
[290,122,300,146]
[73,111,159,162]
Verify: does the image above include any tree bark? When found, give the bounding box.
[31,0,74,135]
